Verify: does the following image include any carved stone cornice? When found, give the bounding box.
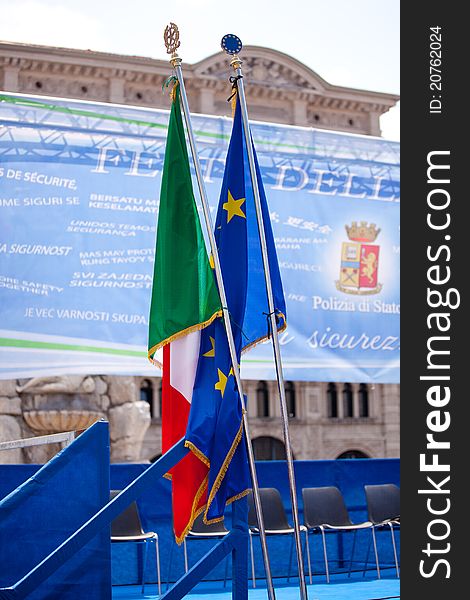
[187,78,222,91]
[0,41,399,134]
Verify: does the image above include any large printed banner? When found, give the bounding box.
[0,93,399,382]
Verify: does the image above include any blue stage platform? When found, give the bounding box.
[113,571,400,599]
[0,423,399,600]
[0,457,400,587]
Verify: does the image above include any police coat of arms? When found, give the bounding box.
[336,221,382,295]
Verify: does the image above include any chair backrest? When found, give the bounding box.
[302,486,352,528]
[364,484,400,524]
[190,512,228,535]
[247,488,291,530]
[110,490,144,537]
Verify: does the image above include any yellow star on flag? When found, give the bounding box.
[203,336,216,358]
[223,190,246,223]
[215,368,229,397]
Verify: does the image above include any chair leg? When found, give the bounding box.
[305,530,312,585]
[287,535,294,582]
[320,526,330,584]
[371,527,381,579]
[363,534,371,577]
[249,531,256,588]
[183,538,188,573]
[348,530,357,578]
[166,538,174,590]
[141,541,148,594]
[389,523,400,578]
[155,536,162,596]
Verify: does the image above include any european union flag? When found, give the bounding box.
[185,96,286,524]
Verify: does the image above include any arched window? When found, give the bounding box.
[336,450,369,459]
[285,381,296,418]
[358,383,369,417]
[140,379,154,418]
[327,383,338,418]
[256,381,270,417]
[252,436,288,461]
[342,383,354,418]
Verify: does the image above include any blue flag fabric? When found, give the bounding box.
[185,97,287,523]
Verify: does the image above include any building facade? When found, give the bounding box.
[0,41,398,134]
[0,41,400,464]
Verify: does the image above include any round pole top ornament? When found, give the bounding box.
[221,34,243,55]
[164,23,180,55]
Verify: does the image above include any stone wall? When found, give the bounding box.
[0,380,23,463]
[1,375,399,464]
[0,376,150,464]
[139,378,400,463]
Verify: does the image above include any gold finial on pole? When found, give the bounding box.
[164,22,182,67]
[230,54,242,71]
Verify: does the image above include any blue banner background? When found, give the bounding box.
[0,93,399,382]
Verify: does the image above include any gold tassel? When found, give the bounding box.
[162,75,179,103]
[231,88,237,117]
[170,79,179,103]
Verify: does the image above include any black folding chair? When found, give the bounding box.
[248,488,308,587]
[302,486,373,583]
[110,490,161,595]
[364,483,400,578]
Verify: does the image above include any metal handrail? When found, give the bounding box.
[0,431,75,452]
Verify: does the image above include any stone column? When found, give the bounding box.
[268,380,279,417]
[352,383,359,418]
[381,383,400,457]
[337,382,344,419]
[243,380,256,419]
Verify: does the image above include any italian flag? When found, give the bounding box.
[148,82,221,543]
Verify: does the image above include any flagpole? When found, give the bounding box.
[163,24,276,600]
[222,36,308,600]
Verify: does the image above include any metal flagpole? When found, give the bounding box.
[163,23,276,600]
[221,34,308,600]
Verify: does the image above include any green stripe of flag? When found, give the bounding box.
[147,84,221,360]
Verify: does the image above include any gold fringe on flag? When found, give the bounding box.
[162,75,179,103]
